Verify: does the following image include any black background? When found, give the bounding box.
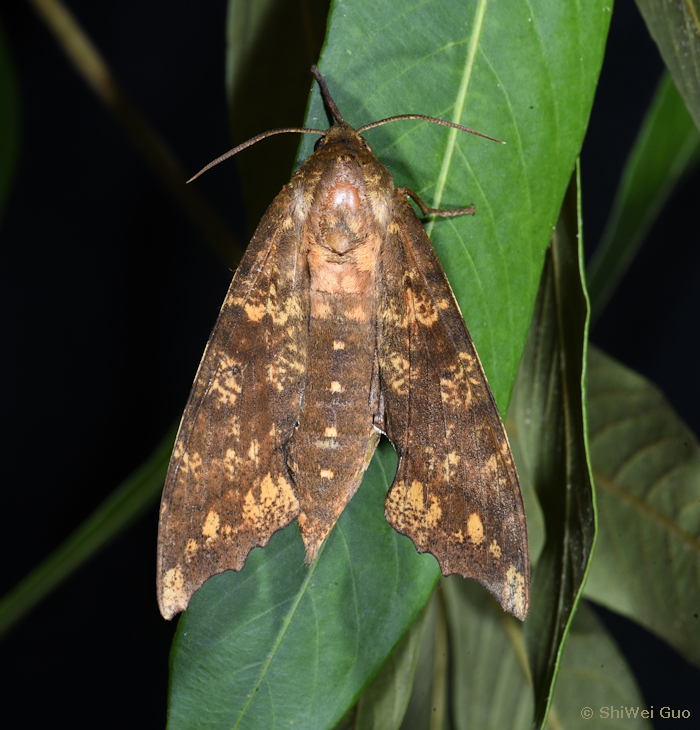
[1,2,699,728]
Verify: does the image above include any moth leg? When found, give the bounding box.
[397,187,476,218]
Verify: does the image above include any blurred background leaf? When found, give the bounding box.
[584,347,700,668]
[635,0,700,132]
[439,579,651,730]
[226,0,330,234]
[586,71,700,321]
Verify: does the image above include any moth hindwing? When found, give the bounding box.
[157,66,530,621]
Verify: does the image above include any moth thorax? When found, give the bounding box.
[327,180,361,213]
[314,178,366,256]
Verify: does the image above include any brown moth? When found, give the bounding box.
[157,66,530,621]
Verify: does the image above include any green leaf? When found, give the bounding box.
[635,0,700,132]
[398,591,451,730]
[169,1,611,726]
[508,168,595,729]
[586,71,700,321]
[548,601,652,730]
[0,14,20,220]
[583,346,700,668]
[444,578,532,730]
[168,443,440,730]
[334,598,432,730]
[443,578,651,730]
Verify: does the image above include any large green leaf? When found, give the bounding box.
[509,169,595,730]
[443,579,651,730]
[635,0,700,132]
[584,346,700,668]
[587,71,700,321]
[168,1,611,727]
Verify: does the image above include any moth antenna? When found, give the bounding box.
[357,114,505,145]
[310,65,345,124]
[188,127,324,182]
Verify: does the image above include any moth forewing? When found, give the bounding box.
[156,185,308,620]
[157,66,529,621]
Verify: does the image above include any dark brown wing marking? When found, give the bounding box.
[378,198,530,620]
[157,187,309,619]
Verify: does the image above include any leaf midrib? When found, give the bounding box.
[425,0,488,236]
[231,545,325,729]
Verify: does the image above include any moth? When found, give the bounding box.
[157,66,530,621]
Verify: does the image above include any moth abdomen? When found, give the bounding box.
[287,286,380,561]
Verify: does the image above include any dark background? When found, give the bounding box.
[1,2,698,728]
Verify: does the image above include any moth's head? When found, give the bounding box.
[311,122,374,159]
